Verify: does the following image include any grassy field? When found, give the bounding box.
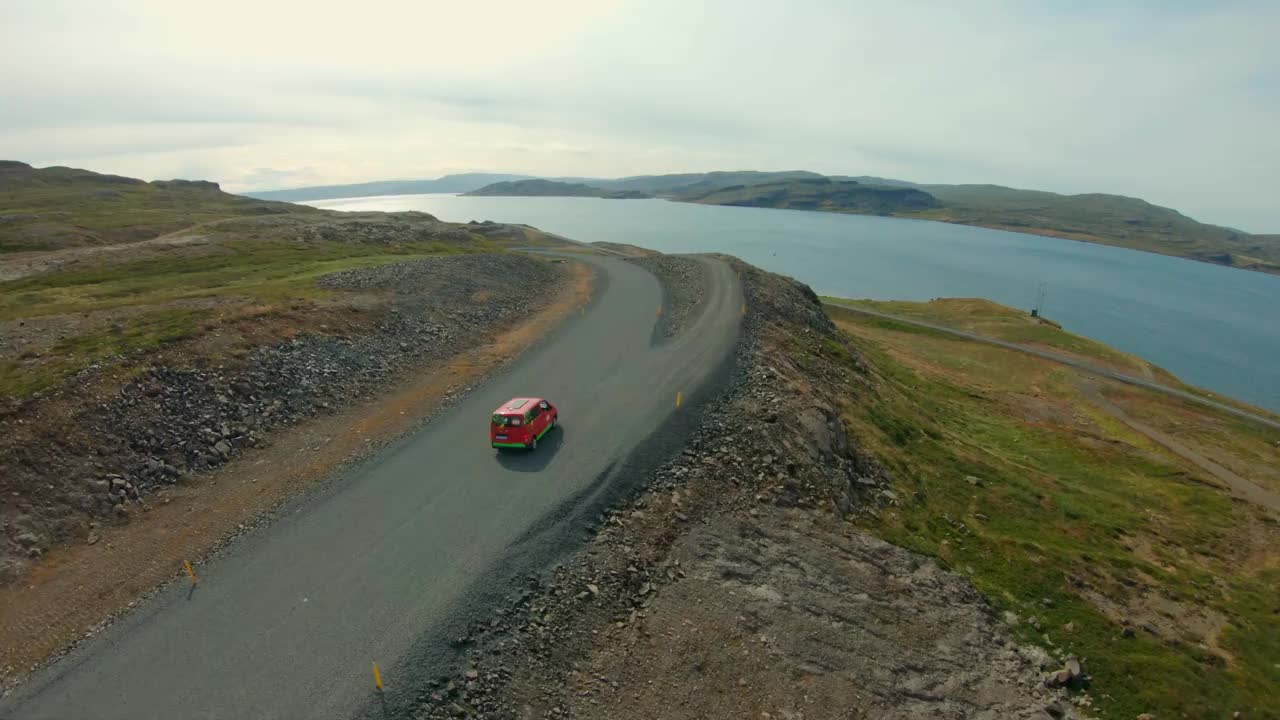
[824,298,1280,719]
[824,297,1173,379]
[825,297,1280,425]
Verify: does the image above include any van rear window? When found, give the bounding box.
[493,414,522,426]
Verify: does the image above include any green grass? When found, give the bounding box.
[824,298,1157,375]
[0,162,516,400]
[0,238,496,396]
[823,297,1280,421]
[0,239,485,320]
[827,307,1280,719]
[0,308,202,396]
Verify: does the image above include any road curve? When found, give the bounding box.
[2,254,742,720]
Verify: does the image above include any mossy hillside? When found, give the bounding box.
[823,298,1280,719]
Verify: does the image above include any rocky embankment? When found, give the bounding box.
[0,253,563,581]
[408,259,1083,720]
[625,255,708,338]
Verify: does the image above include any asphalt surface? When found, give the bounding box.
[825,301,1280,432]
[2,254,742,720]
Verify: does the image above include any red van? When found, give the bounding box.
[490,397,558,450]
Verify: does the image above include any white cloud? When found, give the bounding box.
[1,0,1276,230]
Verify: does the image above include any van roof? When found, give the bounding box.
[492,397,543,415]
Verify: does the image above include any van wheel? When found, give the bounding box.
[551,415,558,428]
[530,436,538,451]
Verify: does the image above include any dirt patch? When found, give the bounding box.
[1079,585,1232,661]
[546,508,1057,720]
[0,259,593,687]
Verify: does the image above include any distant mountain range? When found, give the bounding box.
[244,169,1280,275]
[242,171,831,202]
[243,173,533,202]
[679,177,940,214]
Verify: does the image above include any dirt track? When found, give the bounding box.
[0,225,220,282]
[1079,379,1280,514]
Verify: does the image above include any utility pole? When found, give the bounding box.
[1032,282,1047,318]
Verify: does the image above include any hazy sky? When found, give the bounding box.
[3,0,1278,230]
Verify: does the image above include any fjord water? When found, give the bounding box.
[312,195,1280,413]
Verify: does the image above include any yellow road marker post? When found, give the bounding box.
[676,392,682,409]
[741,303,747,317]
[657,304,662,317]
[182,560,197,586]
[373,662,383,692]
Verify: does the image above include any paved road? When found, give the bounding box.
[2,254,742,720]
[825,301,1280,432]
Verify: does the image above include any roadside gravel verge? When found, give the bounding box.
[626,254,709,338]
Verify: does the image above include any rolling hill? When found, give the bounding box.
[903,184,1280,273]
[679,177,941,215]
[463,179,651,199]
[0,161,317,253]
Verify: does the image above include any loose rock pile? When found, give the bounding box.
[0,253,562,581]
